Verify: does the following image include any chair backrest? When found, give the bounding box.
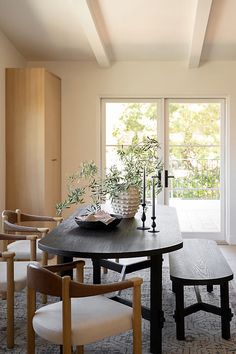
[16,209,56,223]
[27,263,73,352]
[27,263,95,298]
[1,211,17,233]
[27,263,63,297]
[2,210,17,224]
[1,209,57,235]
[1,212,17,251]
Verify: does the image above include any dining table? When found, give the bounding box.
[38,204,183,354]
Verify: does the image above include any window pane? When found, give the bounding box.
[106,102,158,146]
[169,103,220,145]
[106,146,123,171]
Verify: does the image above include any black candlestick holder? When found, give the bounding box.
[137,203,150,230]
[148,216,160,233]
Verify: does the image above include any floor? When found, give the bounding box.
[170,199,220,232]
[219,244,236,283]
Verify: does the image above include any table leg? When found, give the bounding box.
[92,258,101,284]
[150,254,164,354]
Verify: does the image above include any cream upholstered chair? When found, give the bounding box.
[1,209,63,265]
[0,232,38,349]
[27,261,143,354]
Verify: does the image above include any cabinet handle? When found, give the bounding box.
[51,158,57,162]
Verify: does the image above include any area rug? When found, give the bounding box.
[1,266,236,354]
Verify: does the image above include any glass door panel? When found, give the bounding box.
[102,99,162,169]
[166,100,224,239]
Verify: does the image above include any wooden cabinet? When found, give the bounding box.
[6,68,61,216]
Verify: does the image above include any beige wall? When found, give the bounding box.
[0,30,26,212]
[28,60,236,243]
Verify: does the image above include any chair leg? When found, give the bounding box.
[27,288,36,354]
[133,283,142,354]
[41,252,48,304]
[27,328,35,354]
[6,255,14,349]
[7,287,14,348]
[76,346,84,354]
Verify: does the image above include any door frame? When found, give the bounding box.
[100,96,228,242]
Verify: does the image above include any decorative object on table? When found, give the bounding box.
[74,210,122,230]
[56,161,106,215]
[56,137,162,218]
[111,186,140,218]
[104,136,162,218]
[137,167,150,230]
[149,176,159,233]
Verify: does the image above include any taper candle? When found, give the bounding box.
[142,167,146,204]
[152,176,155,217]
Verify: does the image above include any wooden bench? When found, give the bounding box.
[169,239,234,340]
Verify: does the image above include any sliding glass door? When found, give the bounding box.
[101,98,225,241]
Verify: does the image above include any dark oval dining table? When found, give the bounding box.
[39,205,183,354]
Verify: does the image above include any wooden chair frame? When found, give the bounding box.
[1,209,63,265]
[0,232,37,348]
[2,209,62,304]
[27,261,142,354]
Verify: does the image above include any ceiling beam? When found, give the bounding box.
[77,0,110,67]
[188,0,212,68]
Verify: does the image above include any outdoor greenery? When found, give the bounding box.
[56,161,105,215]
[56,137,162,215]
[169,102,220,199]
[108,101,220,200]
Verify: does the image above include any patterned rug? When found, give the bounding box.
[1,266,236,354]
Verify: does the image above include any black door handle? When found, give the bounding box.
[165,170,174,188]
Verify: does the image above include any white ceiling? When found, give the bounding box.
[0,0,235,67]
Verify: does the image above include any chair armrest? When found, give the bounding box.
[45,260,85,282]
[4,220,49,235]
[18,210,63,224]
[36,227,50,234]
[0,232,38,241]
[0,251,15,259]
[44,260,85,273]
[70,276,143,297]
[53,216,63,224]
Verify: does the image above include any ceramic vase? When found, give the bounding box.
[111,186,140,218]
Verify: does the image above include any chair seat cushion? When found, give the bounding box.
[7,240,54,260]
[33,295,133,345]
[0,261,38,292]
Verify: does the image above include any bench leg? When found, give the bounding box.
[174,283,185,340]
[207,284,213,293]
[172,281,177,293]
[220,282,232,340]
